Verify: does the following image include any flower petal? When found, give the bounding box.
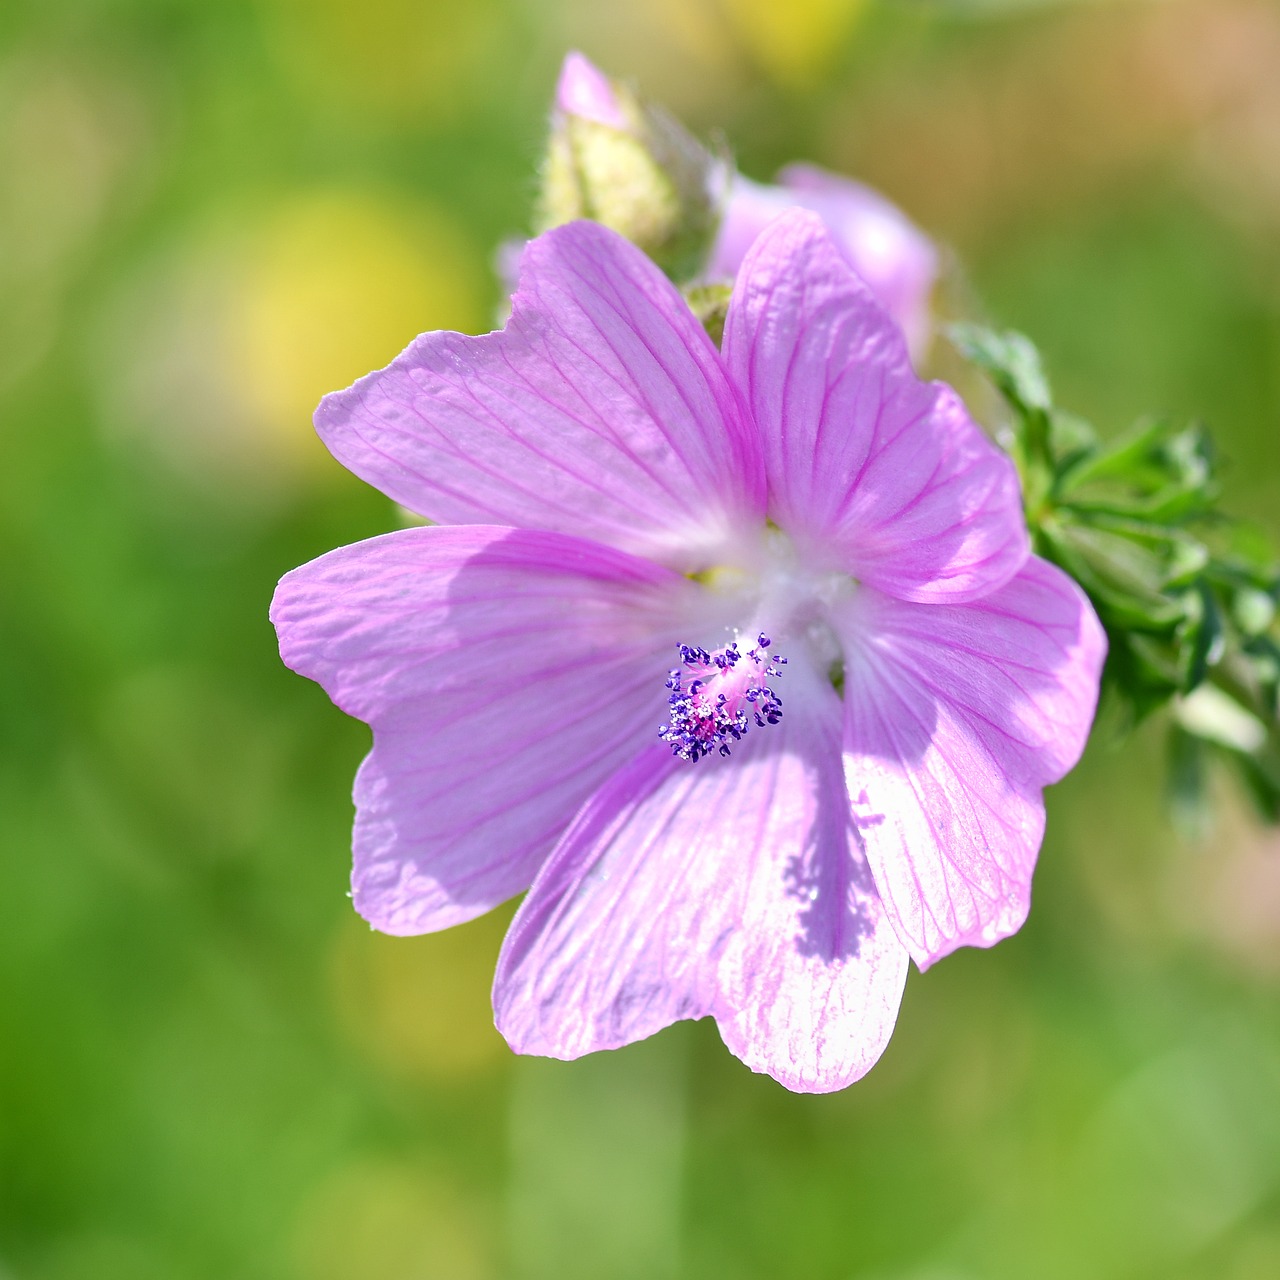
[777,164,938,359]
[270,525,697,934]
[494,664,909,1093]
[839,556,1106,968]
[556,50,627,129]
[316,220,764,570]
[707,169,937,358]
[722,209,1027,603]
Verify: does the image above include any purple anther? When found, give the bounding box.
[658,636,787,763]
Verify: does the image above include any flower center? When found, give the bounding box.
[688,529,853,677]
[659,634,786,762]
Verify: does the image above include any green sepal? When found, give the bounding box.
[1040,515,1189,631]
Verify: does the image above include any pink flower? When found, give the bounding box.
[271,210,1104,1092]
[707,166,939,360]
[554,49,628,130]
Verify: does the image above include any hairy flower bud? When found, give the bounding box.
[534,52,724,282]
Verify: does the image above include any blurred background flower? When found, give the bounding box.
[2,1,1279,1277]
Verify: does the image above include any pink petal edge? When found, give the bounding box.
[494,660,909,1093]
[838,556,1106,968]
[270,524,700,934]
[315,220,765,572]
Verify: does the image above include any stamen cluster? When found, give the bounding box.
[659,634,785,762]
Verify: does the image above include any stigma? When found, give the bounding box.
[659,634,786,763]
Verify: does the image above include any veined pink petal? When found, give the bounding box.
[316,221,765,571]
[270,525,700,934]
[838,556,1106,968]
[723,209,1028,603]
[707,168,937,359]
[494,663,909,1093]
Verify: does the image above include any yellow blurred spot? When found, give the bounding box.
[99,190,485,506]
[330,905,513,1083]
[542,1,742,117]
[0,59,140,279]
[719,0,869,86]
[264,0,504,122]
[292,1159,495,1280]
[647,0,742,75]
[0,57,147,386]
[230,191,484,468]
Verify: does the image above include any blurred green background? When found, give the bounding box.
[3,0,1280,1276]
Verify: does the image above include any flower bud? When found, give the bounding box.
[534,52,724,282]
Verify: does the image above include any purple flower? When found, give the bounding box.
[707,166,939,360]
[271,210,1104,1092]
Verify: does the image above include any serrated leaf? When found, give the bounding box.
[952,314,1280,825]
[1047,410,1097,465]
[1058,419,1217,523]
[1057,416,1173,491]
[1177,581,1223,692]
[948,323,1051,414]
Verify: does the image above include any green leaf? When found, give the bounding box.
[948,323,1052,415]
[1241,637,1280,719]
[1046,410,1098,474]
[947,324,1057,511]
[1103,631,1183,723]
[952,315,1280,827]
[1228,748,1280,824]
[1057,419,1217,521]
[1177,581,1223,693]
[1041,516,1189,631]
[1167,724,1211,838]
